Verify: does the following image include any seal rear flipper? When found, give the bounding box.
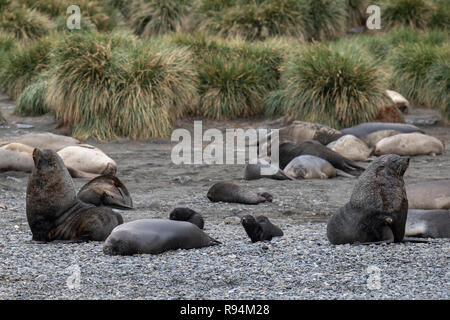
[335,169,356,178]
[101,189,134,210]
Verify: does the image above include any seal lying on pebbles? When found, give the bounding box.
[283,155,353,179]
[341,122,423,138]
[279,141,365,175]
[26,149,123,242]
[241,215,283,242]
[77,174,133,210]
[207,182,273,205]
[326,135,372,162]
[374,133,444,156]
[406,209,450,238]
[103,219,220,255]
[169,208,204,229]
[327,154,410,245]
[406,180,450,210]
[244,158,293,180]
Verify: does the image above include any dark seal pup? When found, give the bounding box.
[241,215,283,242]
[279,140,365,175]
[77,174,133,210]
[207,182,273,205]
[103,219,220,255]
[327,154,410,245]
[26,149,123,242]
[169,207,204,229]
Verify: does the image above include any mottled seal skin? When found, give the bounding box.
[77,174,133,210]
[244,158,294,180]
[406,180,450,210]
[103,219,220,255]
[0,132,79,151]
[406,209,450,238]
[169,208,204,229]
[327,154,410,245]
[241,215,283,242]
[279,141,365,175]
[57,144,117,175]
[361,130,401,148]
[374,133,444,156]
[341,122,423,138]
[26,149,123,242]
[327,135,372,162]
[279,121,343,145]
[283,155,338,179]
[207,182,273,205]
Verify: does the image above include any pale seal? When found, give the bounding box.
[244,158,294,180]
[374,133,444,156]
[327,135,372,162]
[406,180,450,210]
[283,155,353,179]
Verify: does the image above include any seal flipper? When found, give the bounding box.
[335,169,356,178]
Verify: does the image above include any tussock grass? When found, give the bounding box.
[0,4,54,40]
[45,31,198,140]
[0,37,53,99]
[264,43,388,128]
[429,0,450,30]
[21,0,69,18]
[15,79,50,116]
[347,0,368,28]
[303,0,348,41]
[379,0,433,30]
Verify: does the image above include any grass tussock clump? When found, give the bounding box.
[346,0,369,28]
[0,4,54,40]
[129,0,191,37]
[21,0,70,18]
[423,53,450,119]
[265,43,388,128]
[171,33,284,119]
[45,32,198,140]
[379,0,433,30]
[304,0,348,41]
[429,0,450,30]
[15,79,50,116]
[0,37,53,99]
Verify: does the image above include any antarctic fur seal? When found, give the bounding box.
[103,219,220,255]
[241,215,283,242]
[26,149,123,242]
[207,182,273,205]
[327,154,410,245]
[169,208,205,229]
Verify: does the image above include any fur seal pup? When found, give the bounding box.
[0,132,80,151]
[341,122,423,138]
[241,215,283,242]
[26,149,123,242]
[244,158,294,180]
[327,154,410,245]
[77,174,133,210]
[283,155,353,179]
[406,180,450,210]
[169,208,204,229]
[327,135,372,162]
[406,209,450,238]
[103,219,220,255]
[207,182,273,205]
[57,144,117,175]
[374,133,444,156]
[279,140,365,175]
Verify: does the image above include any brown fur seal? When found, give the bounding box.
[406,180,450,210]
[373,105,404,123]
[406,209,450,238]
[241,215,283,242]
[207,182,273,205]
[77,174,133,210]
[327,135,372,162]
[26,149,123,242]
[279,140,365,175]
[103,219,220,255]
[169,208,204,229]
[374,133,444,156]
[327,154,410,245]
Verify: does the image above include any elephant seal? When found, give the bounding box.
[0,132,79,151]
[360,130,401,148]
[405,209,450,238]
[406,180,450,210]
[374,133,444,156]
[169,208,204,229]
[103,219,220,255]
[341,122,423,138]
[77,174,133,210]
[26,149,123,242]
[241,215,283,242]
[57,144,117,175]
[283,155,353,179]
[385,89,410,114]
[327,135,372,162]
[207,182,273,205]
[327,154,410,245]
[279,140,365,175]
[244,158,294,180]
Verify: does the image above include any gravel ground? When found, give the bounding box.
[0,94,449,300]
